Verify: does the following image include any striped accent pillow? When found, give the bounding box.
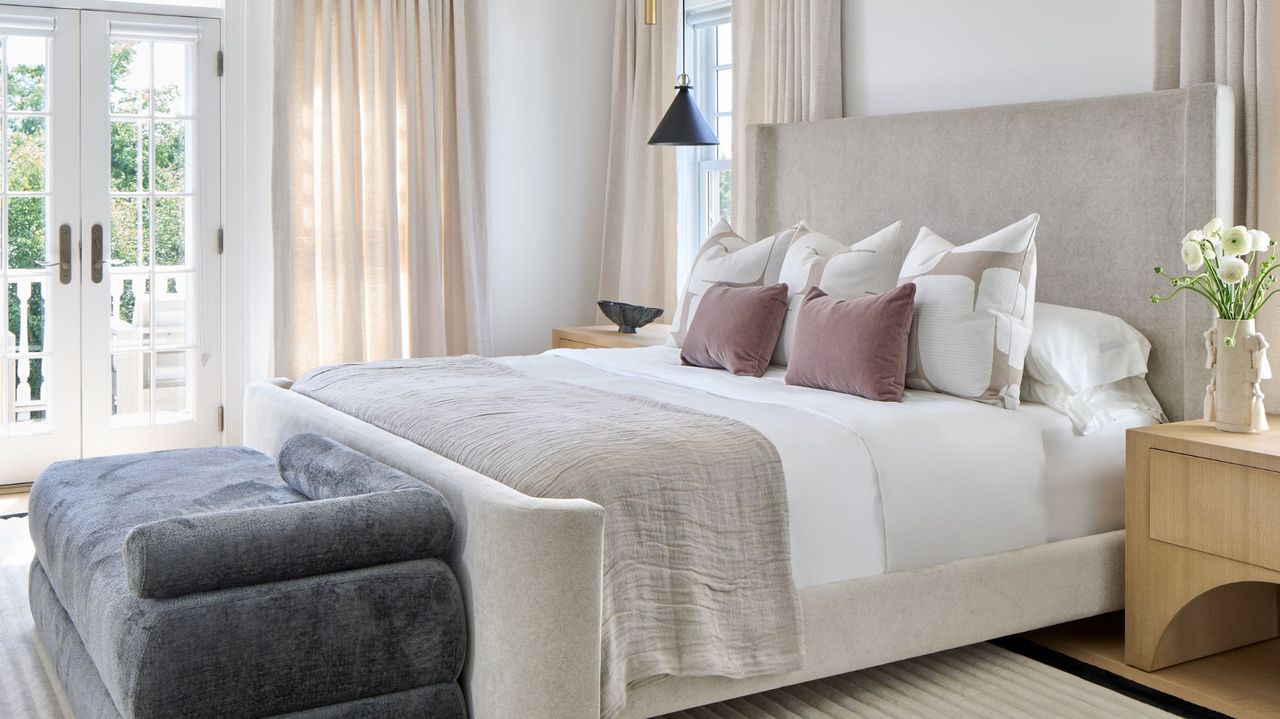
[670,219,802,347]
[898,214,1039,409]
[772,221,910,365]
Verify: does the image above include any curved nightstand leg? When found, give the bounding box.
[1128,578,1280,671]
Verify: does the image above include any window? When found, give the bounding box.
[678,5,730,282]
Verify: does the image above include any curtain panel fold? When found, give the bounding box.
[731,0,843,224]
[273,0,490,379]
[598,0,680,316]
[1155,0,1280,230]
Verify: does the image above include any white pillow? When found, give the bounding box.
[898,214,1039,409]
[669,219,801,347]
[1023,376,1167,435]
[1025,302,1152,394]
[771,221,909,365]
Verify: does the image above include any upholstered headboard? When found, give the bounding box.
[743,83,1234,421]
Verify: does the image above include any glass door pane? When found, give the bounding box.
[0,5,81,485]
[106,36,196,427]
[81,11,220,457]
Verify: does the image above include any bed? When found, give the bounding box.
[245,83,1231,719]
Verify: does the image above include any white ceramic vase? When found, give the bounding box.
[1204,318,1271,433]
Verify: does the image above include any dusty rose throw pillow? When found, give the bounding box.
[785,284,917,401]
[680,283,789,377]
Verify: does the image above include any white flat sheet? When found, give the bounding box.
[502,345,1109,590]
[1018,402,1156,541]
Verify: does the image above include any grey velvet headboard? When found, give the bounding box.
[743,83,1234,421]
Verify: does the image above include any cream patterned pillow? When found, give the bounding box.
[772,221,909,365]
[670,219,801,346]
[897,214,1039,409]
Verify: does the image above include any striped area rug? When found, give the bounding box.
[0,515,69,718]
[0,515,1175,719]
[659,643,1177,718]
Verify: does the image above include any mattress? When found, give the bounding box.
[1019,402,1156,541]
[498,346,1150,590]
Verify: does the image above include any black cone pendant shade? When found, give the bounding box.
[647,0,719,147]
[649,75,719,146]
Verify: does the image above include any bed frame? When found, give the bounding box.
[245,83,1232,719]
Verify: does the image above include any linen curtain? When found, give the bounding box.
[273,0,490,379]
[598,0,680,315]
[1155,0,1280,230]
[730,0,843,223]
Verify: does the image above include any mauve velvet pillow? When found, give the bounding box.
[785,284,917,401]
[680,283,789,377]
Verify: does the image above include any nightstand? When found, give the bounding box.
[551,324,671,350]
[1125,418,1280,672]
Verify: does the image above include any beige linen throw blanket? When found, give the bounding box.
[292,357,803,718]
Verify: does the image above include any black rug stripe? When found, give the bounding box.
[994,637,1230,719]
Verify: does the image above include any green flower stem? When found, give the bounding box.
[1153,283,1222,307]
[1253,288,1280,315]
[1191,274,1232,316]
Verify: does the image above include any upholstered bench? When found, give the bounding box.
[28,433,467,719]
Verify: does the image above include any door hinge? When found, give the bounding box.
[216,50,224,78]
[216,405,225,433]
[216,227,224,255]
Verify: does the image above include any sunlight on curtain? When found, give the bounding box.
[272,0,490,379]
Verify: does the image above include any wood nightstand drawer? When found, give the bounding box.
[556,339,601,350]
[1149,449,1280,571]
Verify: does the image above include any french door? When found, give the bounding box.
[0,6,220,485]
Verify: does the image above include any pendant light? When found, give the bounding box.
[647,0,719,146]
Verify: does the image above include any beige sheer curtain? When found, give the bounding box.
[272,0,490,379]
[598,0,680,315]
[1155,0,1280,230]
[731,0,843,222]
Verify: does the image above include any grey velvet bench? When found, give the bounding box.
[28,433,467,719]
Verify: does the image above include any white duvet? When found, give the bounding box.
[499,346,1060,589]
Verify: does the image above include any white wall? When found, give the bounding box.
[222,0,274,444]
[485,0,616,356]
[843,0,1155,117]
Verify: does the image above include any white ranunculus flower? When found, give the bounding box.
[1251,229,1272,253]
[1182,240,1205,270]
[1204,217,1225,236]
[1184,229,1206,243]
[1223,225,1252,256]
[1218,256,1249,284]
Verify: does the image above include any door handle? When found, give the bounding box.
[91,223,104,284]
[36,224,72,285]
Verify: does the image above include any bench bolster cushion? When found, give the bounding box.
[124,488,452,598]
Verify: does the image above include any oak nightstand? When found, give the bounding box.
[551,324,672,350]
[1125,418,1280,672]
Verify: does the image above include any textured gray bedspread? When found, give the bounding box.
[292,356,803,718]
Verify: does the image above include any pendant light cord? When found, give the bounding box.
[679,0,689,86]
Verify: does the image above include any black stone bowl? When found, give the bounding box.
[597,300,663,334]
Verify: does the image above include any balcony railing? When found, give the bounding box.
[5,276,48,430]
[3,273,189,434]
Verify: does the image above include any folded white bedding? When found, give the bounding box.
[499,345,1142,589]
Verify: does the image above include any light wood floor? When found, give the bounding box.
[0,491,28,516]
[1024,612,1280,718]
